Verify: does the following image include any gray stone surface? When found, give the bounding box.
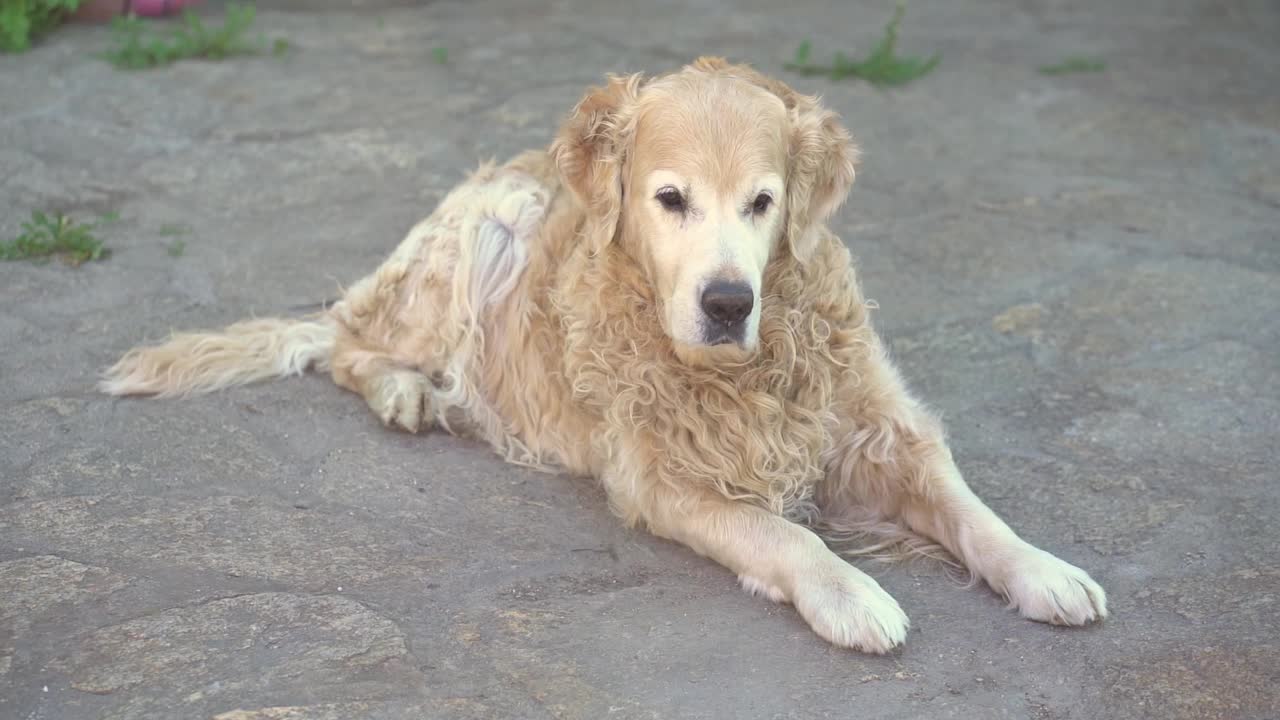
[1,0,1278,718]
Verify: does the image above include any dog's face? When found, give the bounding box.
[553,58,858,364]
[623,80,788,353]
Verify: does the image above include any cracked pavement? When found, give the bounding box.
[1,0,1278,718]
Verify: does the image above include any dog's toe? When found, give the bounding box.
[372,370,435,433]
[1001,547,1108,626]
[793,566,909,654]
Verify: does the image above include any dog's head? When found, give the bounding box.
[552,57,858,364]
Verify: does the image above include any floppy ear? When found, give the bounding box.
[550,73,645,255]
[689,57,859,263]
[783,96,859,263]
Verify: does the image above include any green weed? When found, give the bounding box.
[785,3,939,87]
[103,2,285,69]
[158,224,189,256]
[1038,56,1106,75]
[431,46,447,64]
[0,0,82,53]
[1,210,115,265]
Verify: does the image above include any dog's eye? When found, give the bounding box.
[656,187,686,213]
[751,192,773,215]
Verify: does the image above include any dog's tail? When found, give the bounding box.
[99,316,336,398]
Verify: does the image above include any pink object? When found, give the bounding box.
[72,0,203,22]
[129,0,203,17]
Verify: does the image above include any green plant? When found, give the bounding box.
[158,223,189,255]
[431,46,447,64]
[1,210,115,265]
[103,2,284,69]
[1038,56,1106,75]
[785,3,939,87]
[1,0,82,53]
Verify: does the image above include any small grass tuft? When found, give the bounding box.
[1,0,81,53]
[1,210,116,266]
[159,223,189,255]
[431,46,447,65]
[785,3,939,87]
[1038,56,1106,75]
[102,2,286,69]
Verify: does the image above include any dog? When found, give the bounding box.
[101,57,1107,652]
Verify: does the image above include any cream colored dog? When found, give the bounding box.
[102,57,1107,652]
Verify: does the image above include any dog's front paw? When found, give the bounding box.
[792,565,909,653]
[1000,546,1108,626]
[369,370,434,433]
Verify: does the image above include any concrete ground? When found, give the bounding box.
[2,0,1278,718]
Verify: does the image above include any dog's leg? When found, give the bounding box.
[330,335,435,433]
[606,469,908,653]
[324,167,546,435]
[824,348,1107,626]
[325,237,446,435]
[899,457,1107,626]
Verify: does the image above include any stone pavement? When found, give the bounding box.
[1,1,1277,718]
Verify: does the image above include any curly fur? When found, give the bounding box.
[554,230,871,522]
[100,58,1108,652]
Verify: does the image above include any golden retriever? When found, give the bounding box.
[101,57,1107,652]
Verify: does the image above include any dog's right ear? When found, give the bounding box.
[551,73,645,255]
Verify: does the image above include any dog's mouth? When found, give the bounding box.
[700,317,748,347]
[672,336,755,369]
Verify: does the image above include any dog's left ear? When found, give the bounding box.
[551,73,645,255]
[783,96,859,263]
[689,57,858,264]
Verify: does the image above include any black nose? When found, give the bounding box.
[701,281,754,326]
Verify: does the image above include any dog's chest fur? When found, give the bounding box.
[551,235,873,518]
